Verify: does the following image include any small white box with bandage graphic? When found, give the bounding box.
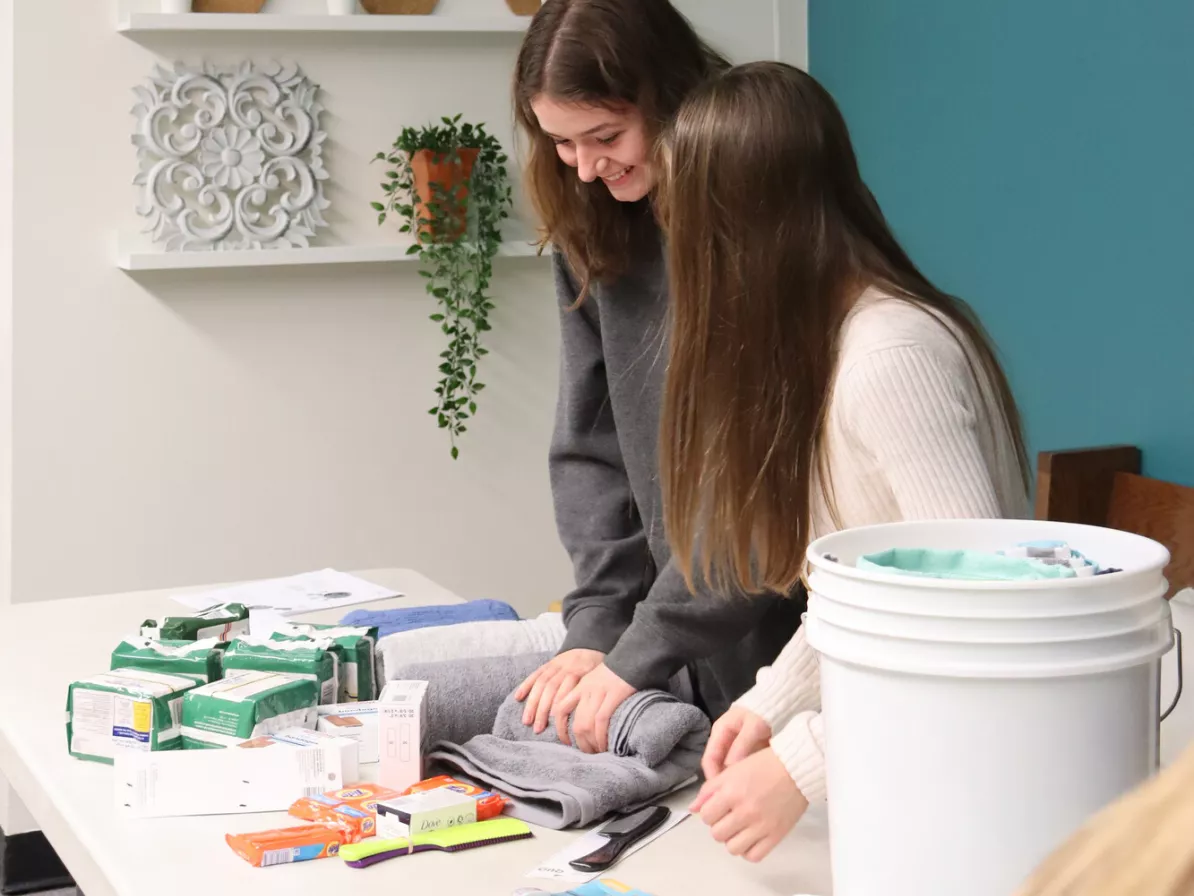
[377,680,427,792]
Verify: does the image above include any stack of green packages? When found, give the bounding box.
[270,622,379,702]
[221,637,340,705]
[66,668,198,763]
[180,670,319,748]
[110,637,225,683]
[140,602,250,642]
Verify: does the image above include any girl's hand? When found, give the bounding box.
[702,705,773,779]
[553,662,637,752]
[515,648,605,734]
[690,748,808,863]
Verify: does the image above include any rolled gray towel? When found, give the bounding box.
[429,687,710,829]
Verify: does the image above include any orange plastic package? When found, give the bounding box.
[226,823,352,867]
[401,775,508,821]
[288,783,404,839]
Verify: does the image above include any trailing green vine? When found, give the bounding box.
[373,115,511,459]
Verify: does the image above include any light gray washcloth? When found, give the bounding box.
[378,612,693,703]
[428,687,710,829]
[386,652,552,747]
[377,613,567,683]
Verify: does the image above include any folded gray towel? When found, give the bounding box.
[428,687,710,828]
[386,652,552,748]
[376,613,567,683]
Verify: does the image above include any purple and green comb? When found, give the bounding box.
[340,818,534,868]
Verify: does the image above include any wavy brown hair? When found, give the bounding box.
[657,62,1029,595]
[513,0,728,297]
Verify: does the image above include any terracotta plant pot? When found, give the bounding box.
[505,0,540,14]
[191,0,267,11]
[360,0,439,13]
[410,148,479,243]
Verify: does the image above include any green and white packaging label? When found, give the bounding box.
[66,668,198,764]
[222,637,339,705]
[110,637,225,683]
[270,623,378,702]
[180,670,318,749]
[141,602,250,642]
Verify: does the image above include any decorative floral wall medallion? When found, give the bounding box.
[131,61,330,252]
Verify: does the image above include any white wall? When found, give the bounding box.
[1,0,12,611]
[777,0,810,69]
[0,0,804,838]
[0,0,18,838]
[8,0,570,612]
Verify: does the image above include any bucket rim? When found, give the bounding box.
[808,592,1173,643]
[807,519,1170,592]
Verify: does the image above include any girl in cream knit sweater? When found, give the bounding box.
[656,63,1030,862]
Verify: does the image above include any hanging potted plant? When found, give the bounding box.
[373,115,512,459]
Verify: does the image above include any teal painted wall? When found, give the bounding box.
[809,1,1193,486]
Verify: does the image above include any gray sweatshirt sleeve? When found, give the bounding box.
[604,561,782,691]
[550,252,651,655]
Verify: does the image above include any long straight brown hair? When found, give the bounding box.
[657,62,1029,596]
[513,0,728,297]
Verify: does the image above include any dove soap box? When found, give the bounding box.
[375,788,479,839]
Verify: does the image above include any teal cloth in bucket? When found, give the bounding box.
[858,548,1078,581]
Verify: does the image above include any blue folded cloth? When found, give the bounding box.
[340,599,520,638]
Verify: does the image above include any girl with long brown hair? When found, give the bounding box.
[659,61,1032,861]
[509,1,805,753]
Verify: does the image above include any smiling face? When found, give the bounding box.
[530,95,654,202]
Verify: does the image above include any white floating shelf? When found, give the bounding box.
[117,12,530,33]
[116,241,544,272]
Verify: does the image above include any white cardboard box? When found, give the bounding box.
[375,788,478,839]
[114,736,359,818]
[316,701,379,763]
[377,680,427,792]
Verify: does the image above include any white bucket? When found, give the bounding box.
[806,519,1174,896]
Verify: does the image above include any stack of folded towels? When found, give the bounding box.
[353,602,710,829]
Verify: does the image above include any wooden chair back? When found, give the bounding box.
[1036,446,1194,596]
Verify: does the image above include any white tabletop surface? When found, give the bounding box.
[0,569,832,896]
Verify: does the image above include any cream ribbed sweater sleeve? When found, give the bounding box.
[771,711,827,802]
[734,619,819,731]
[733,334,1012,803]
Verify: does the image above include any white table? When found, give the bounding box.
[0,569,832,896]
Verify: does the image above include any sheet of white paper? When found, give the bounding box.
[526,810,689,883]
[172,568,401,616]
[248,608,287,638]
